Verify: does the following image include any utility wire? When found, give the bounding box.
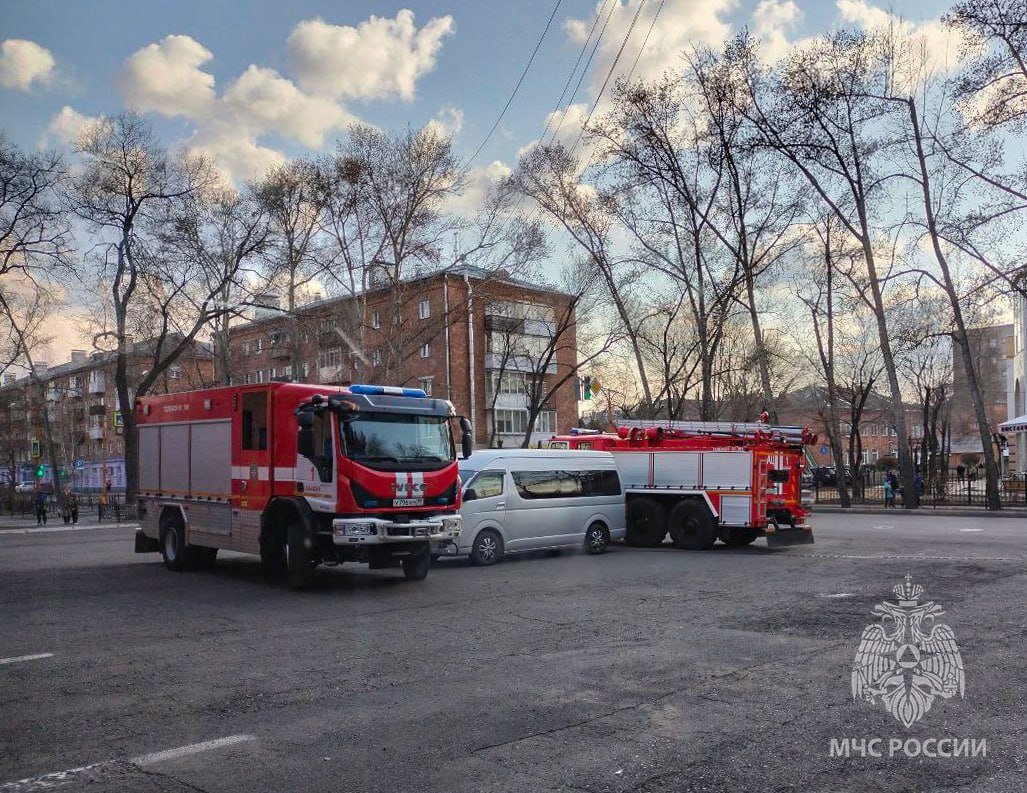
[461,0,564,172]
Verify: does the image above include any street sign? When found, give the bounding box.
[30,439,41,458]
[112,411,123,428]
[820,445,829,455]
[74,459,85,470]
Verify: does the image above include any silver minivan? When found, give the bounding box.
[443,450,627,566]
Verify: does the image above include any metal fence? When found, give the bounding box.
[1,493,124,521]
[812,470,1027,508]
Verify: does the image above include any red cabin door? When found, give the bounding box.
[233,387,273,511]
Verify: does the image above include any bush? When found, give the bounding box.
[876,455,898,471]
[960,452,981,468]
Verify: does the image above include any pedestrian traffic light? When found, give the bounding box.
[36,464,44,478]
[30,439,40,458]
[583,376,592,400]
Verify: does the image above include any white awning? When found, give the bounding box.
[999,414,1027,433]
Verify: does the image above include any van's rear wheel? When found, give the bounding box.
[584,522,609,554]
[160,514,189,571]
[471,529,503,566]
[402,543,431,580]
[626,498,666,547]
[668,501,717,550]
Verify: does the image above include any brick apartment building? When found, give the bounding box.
[227,265,580,447]
[0,339,213,491]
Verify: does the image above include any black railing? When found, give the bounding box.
[812,470,1027,508]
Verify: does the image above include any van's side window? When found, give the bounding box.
[470,471,504,499]
[511,469,619,499]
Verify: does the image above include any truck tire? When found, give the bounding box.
[285,521,314,589]
[160,514,190,571]
[401,543,431,581]
[625,498,666,547]
[721,527,759,547]
[668,501,717,550]
[470,529,503,566]
[260,529,286,575]
[584,522,609,555]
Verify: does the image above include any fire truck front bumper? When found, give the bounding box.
[332,516,461,545]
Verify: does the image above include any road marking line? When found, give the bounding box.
[0,761,107,792]
[2,735,257,791]
[801,552,1019,562]
[0,653,53,665]
[960,528,984,533]
[0,524,138,536]
[131,735,256,766]
[819,593,855,599]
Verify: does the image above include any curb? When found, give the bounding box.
[812,505,1027,520]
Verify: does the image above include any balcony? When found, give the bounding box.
[484,314,524,334]
[88,372,105,394]
[484,354,557,375]
[270,343,291,359]
[88,425,104,440]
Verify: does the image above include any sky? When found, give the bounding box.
[0,0,961,364]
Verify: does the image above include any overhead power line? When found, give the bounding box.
[462,0,564,172]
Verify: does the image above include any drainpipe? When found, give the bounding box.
[464,274,477,442]
[443,275,452,400]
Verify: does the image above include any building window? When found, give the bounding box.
[420,342,431,358]
[169,365,182,380]
[244,372,254,384]
[419,376,433,396]
[493,408,555,436]
[418,299,431,319]
[372,350,382,366]
[255,338,263,353]
[372,311,380,330]
[318,347,343,370]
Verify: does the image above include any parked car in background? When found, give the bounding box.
[445,450,626,565]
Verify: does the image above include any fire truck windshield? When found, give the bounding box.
[340,411,454,468]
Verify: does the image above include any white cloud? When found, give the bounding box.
[286,11,454,101]
[565,0,735,94]
[753,0,803,63]
[38,105,102,149]
[836,0,970,86]
[0,39,55,91]
[186,120,286,185]
[222,65,354,148]
[424,105,464,139]
[446,159,512,217]
[120,34,216,118]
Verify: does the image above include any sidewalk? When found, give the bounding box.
[0,515,136,532]
[812,504,1027,519]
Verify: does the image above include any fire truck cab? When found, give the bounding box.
[548,420,815,549]
[134,382,471,587]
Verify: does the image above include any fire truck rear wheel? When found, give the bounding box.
[625,498,666,547]
[668,501,717,550]
[721,527,759,547]
[285,521,314,589]
[160,515,190,571]
[401,543,431,581]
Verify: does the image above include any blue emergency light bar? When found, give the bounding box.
[348,384,427,398]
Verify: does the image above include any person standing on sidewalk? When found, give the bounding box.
[34,489,47,526]
[98,489,107,521]
[883,478,895,508]
[68,491,78,524]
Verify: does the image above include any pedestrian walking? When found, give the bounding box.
[98,490,107,521]
[914,473,924,506]
[34,489,47,526]
[956,464,965,481]
[883,478,895,508]
[68,491,78,524]
[60,493,72,525]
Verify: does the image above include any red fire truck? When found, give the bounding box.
[134,382,472,587]
[548,420,815,549]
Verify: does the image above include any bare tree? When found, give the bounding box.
[70,111,239,509]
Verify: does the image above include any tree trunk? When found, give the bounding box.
[907,98,1001,510]
[745,275,776,422]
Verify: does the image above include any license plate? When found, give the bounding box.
[393,498,424,507]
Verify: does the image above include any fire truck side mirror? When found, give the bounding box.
[297,410,315,459]
[459,417,473,460]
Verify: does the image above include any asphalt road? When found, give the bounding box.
[1,513,1024,793]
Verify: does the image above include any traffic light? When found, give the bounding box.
[583,376,592,400]
[36,464,44,478]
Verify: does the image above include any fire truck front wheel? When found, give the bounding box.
[401,542,432,581]
[625,498,667,547]
[285,522,314,589]
[668,501,717,551]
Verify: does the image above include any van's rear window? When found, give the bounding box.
[512,469,621,499]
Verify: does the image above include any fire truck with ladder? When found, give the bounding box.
[547,419,816,549]
[134,382,472,587]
